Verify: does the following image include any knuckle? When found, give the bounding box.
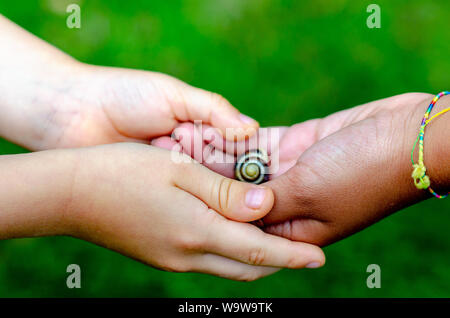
[173,154,197,173]
[235,271,262,282]
[286,257,302,269]
[285,164,322,215]
[201,208,226,250]
[285,248,305,268]
[210,92,231,109]
[178,151,195,163]
[159,258,191,273]
[247,247,266,266]
[215,177,233,213]
[276,162,332,223]
[280,220,294,240]
[172,123,193,142]
[171,232,204,252]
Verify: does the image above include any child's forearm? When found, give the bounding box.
[0,149,78,239]
[0,14,80,150]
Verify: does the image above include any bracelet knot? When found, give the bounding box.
[412,163,430,189]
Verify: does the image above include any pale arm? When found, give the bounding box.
[0,149,77,239]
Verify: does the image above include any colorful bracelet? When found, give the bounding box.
[411,91,450,199]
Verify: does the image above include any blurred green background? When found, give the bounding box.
[0,0,449,297]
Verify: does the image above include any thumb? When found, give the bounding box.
[261,164,334,246]
[262,171,304,225]
[175,160,274,222]
[162,75,259,141]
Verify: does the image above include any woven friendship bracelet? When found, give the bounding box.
[411,91,450,199]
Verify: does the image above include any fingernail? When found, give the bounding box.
[245,188,267,209]
[239,114,257,125]
[306,262,322,269]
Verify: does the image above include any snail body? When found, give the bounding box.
[235,149,269,184]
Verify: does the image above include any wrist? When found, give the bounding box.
[395,92,449,203]
[0,148,80,239]
[0,16,94,150]
[60,145,121,240]
[424,94,450,193]
[1,60,88,150]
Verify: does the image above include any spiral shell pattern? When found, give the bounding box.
[235,149,269,184]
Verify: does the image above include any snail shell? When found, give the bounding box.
[235,149,269,184]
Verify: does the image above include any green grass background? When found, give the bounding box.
[0,0,449,297]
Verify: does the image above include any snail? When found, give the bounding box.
[235,149,269,184]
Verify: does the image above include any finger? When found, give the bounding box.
[151,125,236,178]
[181,123,289,178]
[204,216,325,268]
[162,75,259,141]
[172,123,236,178]
[203,124,288,157]
[264,219,332,246]
[261,165,317,225]
[151,136,178,150]
[169,122,289,177]
[191,253,280,281]
[199,123,259,155]
[277,120,320,162]
[174,161,274,222]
